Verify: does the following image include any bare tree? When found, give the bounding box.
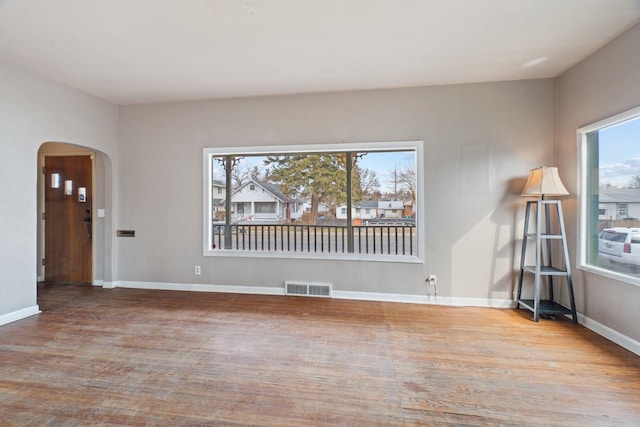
[231,165,250,189]
[358,167,380,197]
[397,165,416,201]
[627,174,640,189]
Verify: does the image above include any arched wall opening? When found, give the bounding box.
[37,142,114,286]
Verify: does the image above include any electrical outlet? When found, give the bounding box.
[195,265,201,275]
[426,275,438,296]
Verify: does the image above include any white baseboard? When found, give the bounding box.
[108,281,513,307]
[332,291,515,308]
[0,305,41,327]
[93,280,104,287]
[577,312,640,356]
[333,291,434,304]
[102,281,638,356]
[432,295,516,308]
[111,280,285,296]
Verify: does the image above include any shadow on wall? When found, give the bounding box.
[488,176,528,303]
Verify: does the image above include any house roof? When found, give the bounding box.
[359,201,379,209]
[256,181,289,202]
[379,201,404,210]
[600,188,640,203]
[0,1,638,104]
[212,179,225,187]
[230,180,301,204]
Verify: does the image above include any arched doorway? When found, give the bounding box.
[37,142,112,286]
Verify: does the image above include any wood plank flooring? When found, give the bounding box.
[0,283,638,426]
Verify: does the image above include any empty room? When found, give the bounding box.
[1,1,639,425]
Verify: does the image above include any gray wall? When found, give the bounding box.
[556,23,640,341]
[117,79,555,300]
[0,59,117,317]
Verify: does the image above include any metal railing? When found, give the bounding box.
[211,224,415,256]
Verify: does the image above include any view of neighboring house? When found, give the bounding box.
[378,200,406,218]
[211,179,226,213]
[225,180,304,223]
[599,188,640,220]
[301,199,333,216]
[336,200,407,220]
[336,200,379,220]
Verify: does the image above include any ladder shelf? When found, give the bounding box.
[516,200,578,323]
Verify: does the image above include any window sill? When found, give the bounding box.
[204,249,423,264]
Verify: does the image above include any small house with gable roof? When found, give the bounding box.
[227,180,303,223]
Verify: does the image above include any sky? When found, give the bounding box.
[598,116,640,188]
[355,151,415,193]
[213,150,415,194]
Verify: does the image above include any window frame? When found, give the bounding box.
[577,105,640,287]
[203,140,424,263]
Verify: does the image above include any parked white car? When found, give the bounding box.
[598,227,640,272]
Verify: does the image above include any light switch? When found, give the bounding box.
[97,209,106,218]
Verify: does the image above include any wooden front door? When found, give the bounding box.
[44,155,92,284]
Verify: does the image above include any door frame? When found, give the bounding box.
[38,150,96,284]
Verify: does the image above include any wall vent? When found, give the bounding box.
[285,281,332,298]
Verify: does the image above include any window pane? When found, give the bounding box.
[255,202,276,214]
[584,114,640,277]
[350,150,417,255]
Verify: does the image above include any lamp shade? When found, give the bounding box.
[521,166,569,197]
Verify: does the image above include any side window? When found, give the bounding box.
[579,107,640,280]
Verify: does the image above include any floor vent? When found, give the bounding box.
[285,281,332,298]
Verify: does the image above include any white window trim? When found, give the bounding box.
[203,140,424,263]
[577,105,640,287]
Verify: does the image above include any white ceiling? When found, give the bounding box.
[1,0,638,105]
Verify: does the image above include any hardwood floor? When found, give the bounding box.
[0,284,638,426]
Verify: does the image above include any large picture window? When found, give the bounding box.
[203,141,422,261]
[578,106,640,284]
